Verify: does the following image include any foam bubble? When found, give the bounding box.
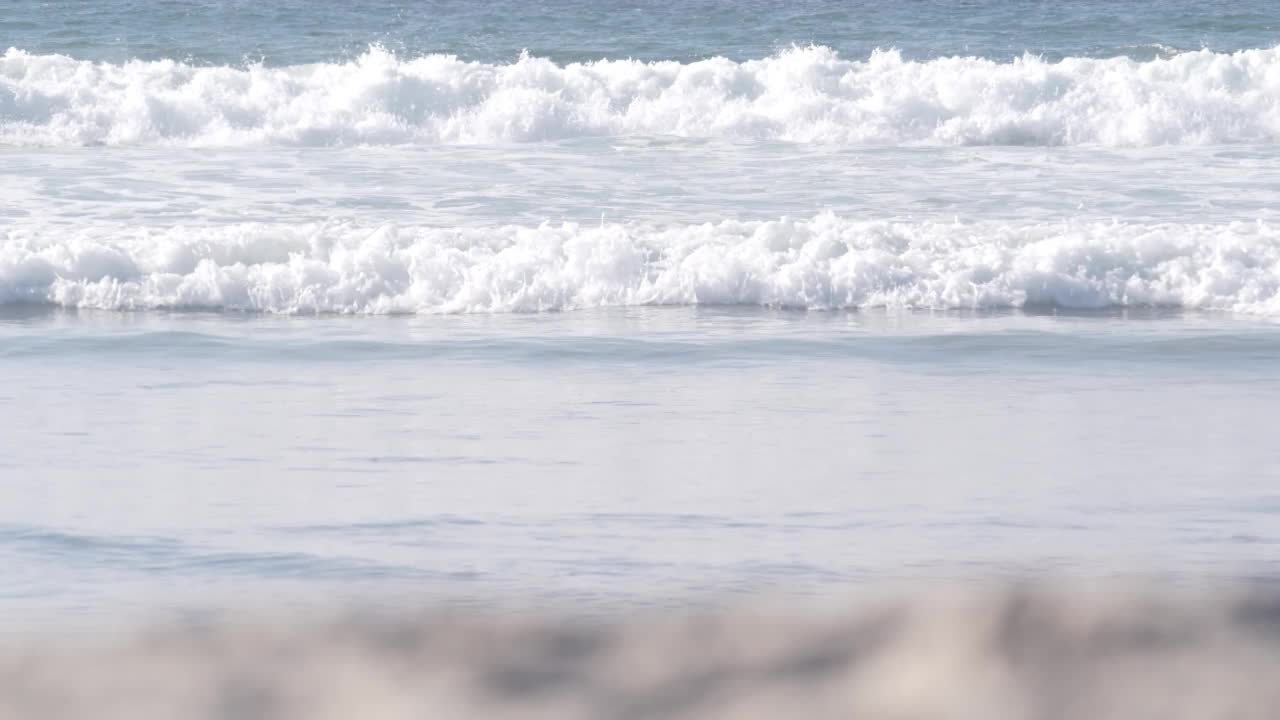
[4,45,1280,146]
[4,215,1280,314]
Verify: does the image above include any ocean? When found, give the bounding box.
[4,0,1280,629]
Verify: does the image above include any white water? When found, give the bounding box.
[5,215,1280,313]
[6,45,1280,147]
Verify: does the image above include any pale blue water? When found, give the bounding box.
[5,0,1278,64]
[5,307,1280,621]
[3,1,1280,624]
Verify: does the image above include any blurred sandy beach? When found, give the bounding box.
[5,585,1280,720]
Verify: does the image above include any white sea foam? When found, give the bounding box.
[4,215,1280,314]
[4,45,1280,146]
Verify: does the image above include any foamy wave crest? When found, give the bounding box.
[4,45,1280,146]
[4,215,1280,314]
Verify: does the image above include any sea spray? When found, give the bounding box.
[4,215,1280,313]
[5,45,1280,147]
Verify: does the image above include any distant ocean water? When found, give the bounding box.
[3,1,1280,625]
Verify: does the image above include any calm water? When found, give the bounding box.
[5,0,1279,64]
[5,307,1280,622]
[3,1,1280,624]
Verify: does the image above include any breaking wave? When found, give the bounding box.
[4,215,1280,314]
[4,44,1280,146]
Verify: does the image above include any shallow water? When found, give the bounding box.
[4,307,1280,623]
